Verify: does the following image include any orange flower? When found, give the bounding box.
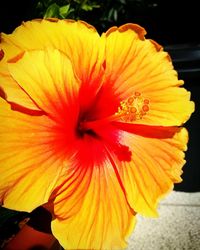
[0,19,194,249]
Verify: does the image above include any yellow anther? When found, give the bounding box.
[115,92,150,122]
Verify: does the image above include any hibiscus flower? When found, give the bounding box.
[0,19,194,249]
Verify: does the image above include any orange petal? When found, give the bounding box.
[103,24,194,126]
[51,159,136,249]
[0,98,67,212]
[8,48,80,123]
[0,19,105,111]
[116,127,188,217]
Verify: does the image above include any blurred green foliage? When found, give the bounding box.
[35,0,159,32]
[37,0,100,19]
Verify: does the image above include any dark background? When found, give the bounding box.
[0,0,199,192]
[0,0,200,45]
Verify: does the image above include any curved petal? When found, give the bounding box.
[116,127,188,217]
[0,19,105,111]
[8,48,80,124]
[102,24,194,126]
[51,158,136,249]
[0,98,68,212]
[0,40,38,110]
[0,74,39,110]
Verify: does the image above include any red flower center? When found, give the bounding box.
[75,107,132,164]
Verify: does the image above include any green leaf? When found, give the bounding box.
[59,4,70,18]
[113,9,118,21]
[81,3,93,11]
[108,8,114,20]
[44,3,60,18]
[81,1,100,12]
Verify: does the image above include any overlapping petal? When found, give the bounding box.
[114,127,188,217]
[0,98,67,211]
[99,24,194,126]
[8,48,80,123]
[0,19,105,111]
[0,48,82,212]
[83,119,187,217]
[51,158,136,250]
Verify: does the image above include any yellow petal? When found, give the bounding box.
[51,159,136,250]
[0,73,39,110]
[8,48,80,123]
[0,19,105,110]
[0,33,39,110]
[103,24,194,126]
[0,98,67,212]
[117,127,188,217]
